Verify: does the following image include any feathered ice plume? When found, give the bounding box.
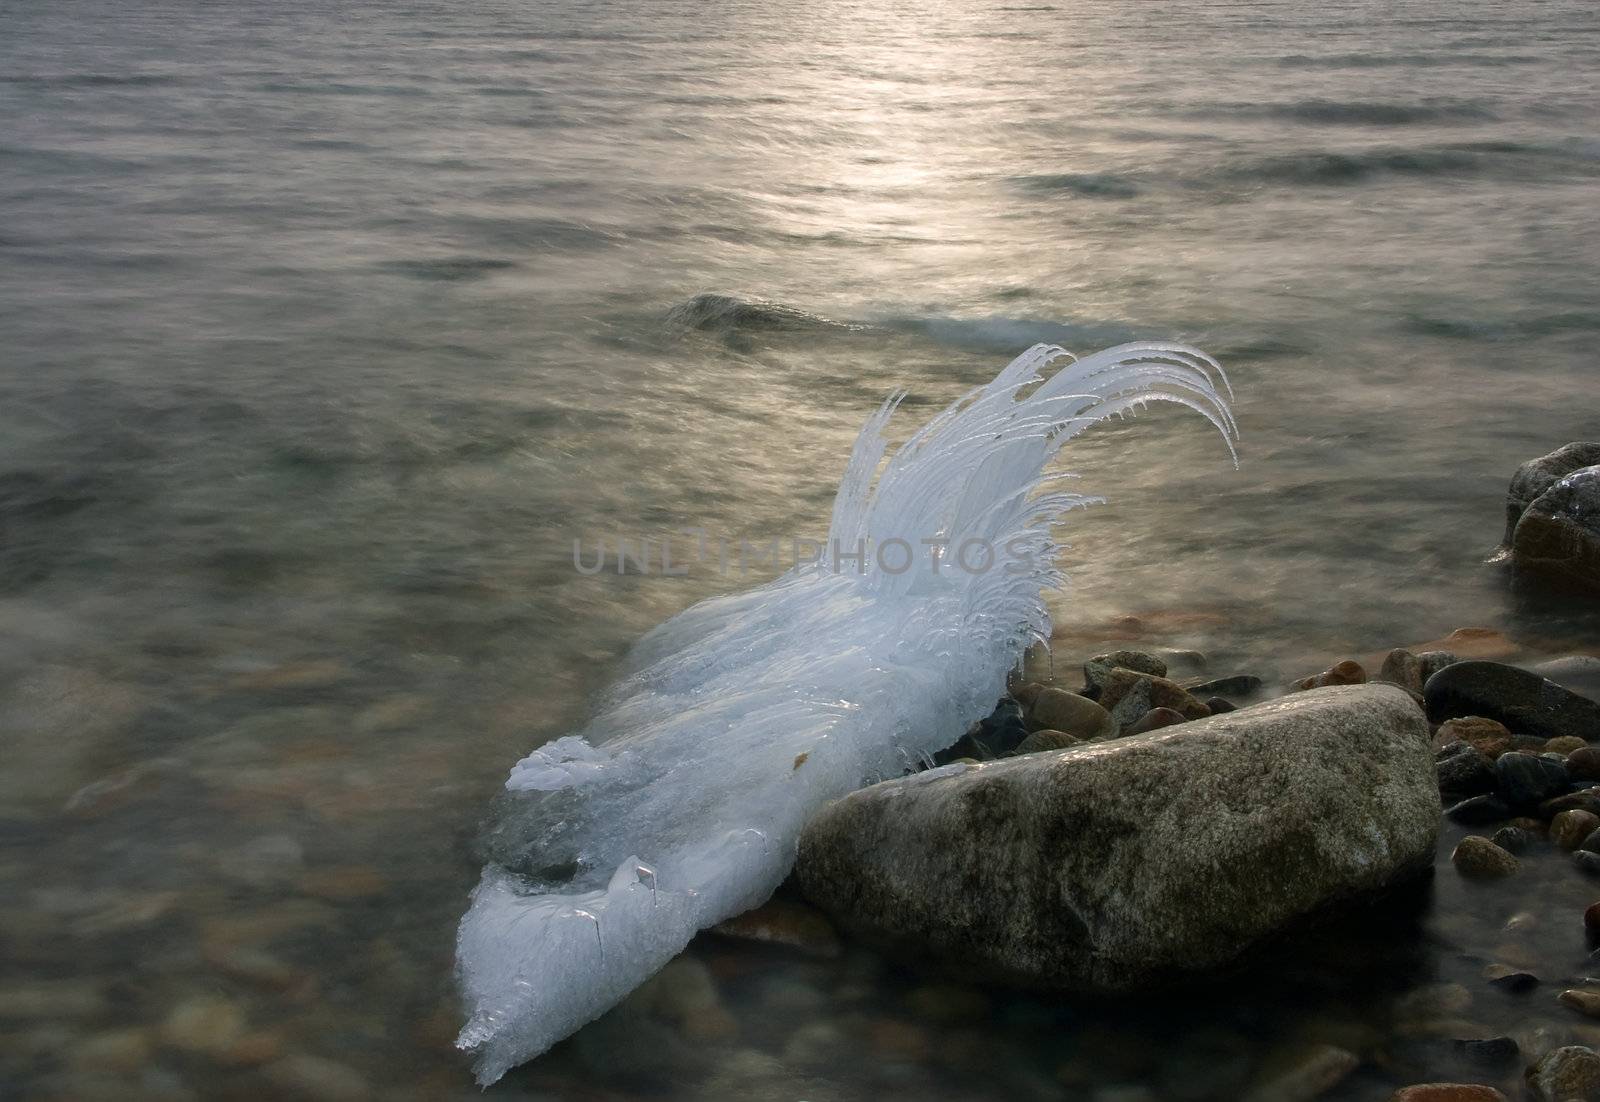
[455,342,1236,1084]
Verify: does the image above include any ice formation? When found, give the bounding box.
[455,342,1237,1084]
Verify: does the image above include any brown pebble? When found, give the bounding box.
[1571,747,1600,781]
[1550,736,1591,756]
[1389,1086,1507,1102]
[1293,659,1366,691]
[1556,811,1600,850]
[1560,989,1600,1019]
[1451,836,1519,879]
[1436,716,1514,760]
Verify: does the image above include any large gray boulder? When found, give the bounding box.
[796,684,1437,990]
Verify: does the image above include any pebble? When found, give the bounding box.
[1561,990,1600,1019]
[1436,717,1513,759]
[1555,811,1600,849]
[1013,728,1084,754]
[1389,1087,1507,1102]
[1292,659,1366,691]
[1578,852,1600,877]
[1240,1043,1359,1102]
[263,1054,371,1102]
[1083,650,1167,696]
[1096,669,1210,729]
[1203,696,1237,714]
[1494,751,1570,808]
[1027,687,1115,739]
[1571,748,1600,781]
[1446,794,1513,825]
[1484,965,1540,994]
[1424,660,1600,743]
[1545,789,1600,818]
[1491,826,1535,854]
[1583,828,1600,855]
[1528,1044,1600,1102]
[1451,837,1519,879]
[1125,707,1187,736]
[160,996,246,1056]
[1186,674,1263,698]
[1437,743,1496,799]
[711,899,842,959]
[1380,649,1426,693]
[1551,736,1592,756]
[1450,1036,1519,1066]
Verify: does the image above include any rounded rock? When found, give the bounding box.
[1494,751,1570,808]
[1451,836,1519,879]
[1293,659,1366,691]
[1571,748,1600,781]
[1491,826,1535,855]
[1027,688,1115,740]
[1445,794,1513,825]
[1437,717,1513,760]
[1555,811,1600,850]
[1013,729,1084,756]
[1528,1044,1600,1102]
[1437,743,1496,799]
[1550,735,1591,756]
[1425,660,1600,743]
[1125,707,1187,736]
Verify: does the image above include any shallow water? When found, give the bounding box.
[3,0,1600,1097]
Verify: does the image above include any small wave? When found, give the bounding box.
[0,72,181,88]
[377,257,518,282]
[1011,172,1142,198]
[1276,52,1540,69]
[1224,141,1584,186]
[882,314,1143,354]
[1403,310,1600,341]
[664,294,861,335]
[1200,98,1496,126]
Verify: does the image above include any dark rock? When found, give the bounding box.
[1125,707,1187,736]
[1490,826,1535,854]
[1543,788,1600,818]
[1504,442,1600,544]
[1185,674,1263,698]
[1424,661,1600,743]
[795,685,1438,991]
[1450,1035,1519,1066]
[1579,828,1600,855]
[1571,747,1600,781]
[1513,465,1600,594]
[1445,794,1512,825]
[1494,752,1570,808]
[1204,697,1237,715]
[1587,902,1600,940]
[1436,743,1496,799]
[1553,810,1600,849]
[1083,650,1167,696]
[1451,836,1518,878]
[1530,656,1600,704]
[1575,851,1600,877]
[1486,969,1540,995]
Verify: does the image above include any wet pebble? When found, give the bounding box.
[1435,716,1513,759]
[1379,649,1426,693]
[1528,1044,1600,1102]
[1026,687,1115,740]
[1083,650,1167,696]
[1449,1035,1518,1066]
[1490,826,1535,854]
[1203,696,1237,715]
[1425,660,1600,743]
[1437,742,1495,798]
[1555,811,1600,849]
[1494,752,1570,808]
[1186,674,1262,698]
[1570,748,1600,781]
[1484,965,1540,995]
[1292,659,1366,691]
[1578,852,1600,877]
[1550,735,1591,756]
[1013,728,1085,755]
[1561,990,1600,1019]
[1096,669,1210,729]
[1451,837,1518,878]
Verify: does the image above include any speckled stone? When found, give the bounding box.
[1527,1043,1600,1102]
[1504,442,1600,543]
[796,685,1438,990]
[1451,836,1519,879]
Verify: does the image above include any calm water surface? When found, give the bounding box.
[3,0,1599,1098]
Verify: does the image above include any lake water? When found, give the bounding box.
[3,0,1599,1098]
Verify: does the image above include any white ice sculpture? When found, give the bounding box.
[455,342,1237,1084]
